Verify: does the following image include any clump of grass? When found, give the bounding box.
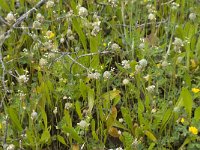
[0,0,200,149]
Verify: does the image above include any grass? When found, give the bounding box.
[0,0,200,149]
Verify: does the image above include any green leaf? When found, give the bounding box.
[88,88,95,114]
[72,18,87,51]
[101,90,121,101]
[144,130,157,142]
[160,108,172,133]
[0,0,10,12]
[40,128,51,144]
[40,107,47,128]
[121,107,133,133]
[177,88,193,119]
[106,106,117,129]
[62,126,84,143]
[75,101,82,119]
[57,135,67,146]
[7,107,23,131]
[90,34,100,68]
[194,107,200,121]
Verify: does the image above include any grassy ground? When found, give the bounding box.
[0,0,200,149]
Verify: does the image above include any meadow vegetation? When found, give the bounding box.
[0,0,200,149]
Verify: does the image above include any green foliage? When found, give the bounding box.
[0,0,200,149]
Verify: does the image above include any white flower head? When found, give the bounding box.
[139,43,145,49]
[17,74,29,84]
[148,13,156,21]
[65,102,73,109]
[60,37,65,43]
[88,72,101,80]
[53,107,58,115]
[77,120,89,128]
[5,12,16,23]
[173,37,183,47]
[139,59,148,68]
[121,60,130,69]
[46,0,54,8]
[32,21,41,28]
[123,79,129,85]
[161,60,170,67]
[103,71,111,79]
[6,144,15,150]
[116,147,123,150]
[39,58,48,67]
[171,2,180,10]
[118,118,124,123]
[189,13,196,21]
[146,85,155,93]
[78,7,88,18]
[111,43,120,51]
[31,110,37,120]
[36,13,44,22]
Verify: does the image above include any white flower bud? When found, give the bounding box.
[77,120,89,128]
[31,110,37,120]
[123,79,129,85]
[5,12,16,23]
[46,0,54,8]
[148,13,156,21]
[111,43,120,51]
[139,59,148,68]
[189,13,196,21]
[78,7,88,17]
[146,85,155,93]
[103,71,111,79]
[6,144,15,150]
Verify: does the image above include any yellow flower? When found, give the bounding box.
[189,126,198,135]
[180,118,184,123]
[0,123,2,129]
[46,30,55,39]
[192,88,200,93]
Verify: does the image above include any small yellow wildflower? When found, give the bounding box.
[103,43,107,47]
[189,126,198,135]
[46,30,55,39]
[0,123,2,129]
[180,118,184,123]
[156,63,161,68]
[192,88,200,93]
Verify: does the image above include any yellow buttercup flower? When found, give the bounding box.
[46,30,55,39]
[180,118,184,123]
[192,88,200,93]
[189,126,198,135]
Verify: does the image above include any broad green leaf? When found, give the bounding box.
[121,107,133,133]
[7,107,23,131]
[88,88,94,114]
[57,135,67,146]
[40,128,51,144]
[64,110,72,127]
[177,88,193,119]
[75,101,82,119]
[101,90,121,101]
[160,108,172,133]
[194,107,200,121]
[106,106,117,129]
[144,130,157,142]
